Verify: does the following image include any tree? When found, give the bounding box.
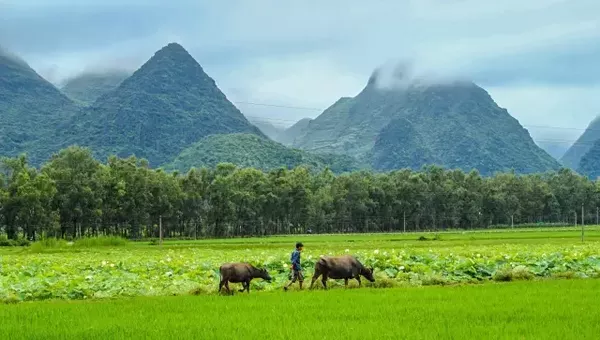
[43,146,102,238]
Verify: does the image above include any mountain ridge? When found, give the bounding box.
[291,72,560,175]
[0,50,79,165]
[561,115,600,170]
[45,42,265,166]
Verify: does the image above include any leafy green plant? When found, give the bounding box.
[2,240,600,303]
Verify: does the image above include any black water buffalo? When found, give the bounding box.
[310,255,375,289]
[218,263,272,294]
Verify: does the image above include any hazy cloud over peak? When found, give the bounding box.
[1,0,599,144]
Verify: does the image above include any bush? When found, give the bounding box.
[0,239,16,247]
[492,267,513,282]
[73,236,129,248]
[422,274,449,286]
[15,238,31,247]
[30,238,69,252]
[0,236,31,247]
[511,265,534,280]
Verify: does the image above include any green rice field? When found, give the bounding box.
[1,228,600,339]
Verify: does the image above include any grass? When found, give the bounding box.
[134,226,600,249]
[1,279,599,339]
[2,226,599,254]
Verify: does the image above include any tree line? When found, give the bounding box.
[1,146,598,241]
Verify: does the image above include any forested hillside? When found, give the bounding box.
[292,72,561,175]
[52,43,264,167]
[562,115,600,170]
[0,49,79,165]
[1,146,596,241]
[577,139,600,179]
[165,133,360,173]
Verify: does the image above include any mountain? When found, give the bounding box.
[536,141,569,161]
[247,117,285,141]
[165,133,361,173]
[52,43,265,166]
[561,116,600,170]
[577,139,600,179]
[278,117,313,146]
[291,71,561,175]
[0,48,78,164]
[61,71,130,105]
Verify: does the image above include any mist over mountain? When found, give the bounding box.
[292,69,560,175]
[277,117,313,146]
[247,117,285,141]
[61,71,130,105]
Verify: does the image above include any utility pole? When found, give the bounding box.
[511,215,514,229]
[159,215,163,246]
[596,207,598,226]
[403,211,406,233]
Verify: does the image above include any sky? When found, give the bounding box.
[1,0,599,151]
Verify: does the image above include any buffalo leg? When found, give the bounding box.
[218,280,224,293]
[238,282,246,292]
[344,278,348,288]
[321,274,328,290]
[225,281,232,295]
[356,276,361,287]
[245,280,251,293]
[309,271,321,289]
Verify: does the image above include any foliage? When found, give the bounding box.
[165,133,362,174]
[1,148,600,240]
[60,71,130,105]
[0,235,29,247]
[291,74,560,176]
[1,233,600,302]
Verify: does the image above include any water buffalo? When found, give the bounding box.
[218,263,272,294]
[310,255,375,289]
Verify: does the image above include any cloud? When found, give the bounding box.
[1,0,599,139]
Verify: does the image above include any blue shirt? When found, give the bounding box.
[291,250,301,270]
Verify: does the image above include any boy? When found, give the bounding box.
[284,242,303,291]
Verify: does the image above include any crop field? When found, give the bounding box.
[2,280,600,339]
[2,227,600,302]
[2,228,600,339]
